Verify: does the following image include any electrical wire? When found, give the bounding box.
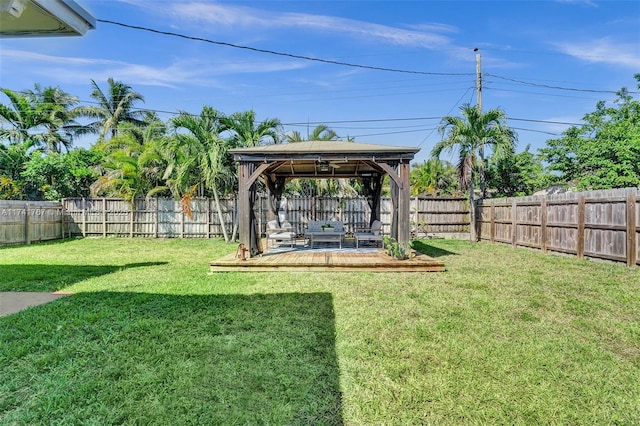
[97,19,473,78]
[485,73,639,94]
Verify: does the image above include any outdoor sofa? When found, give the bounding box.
[304,220,345,249]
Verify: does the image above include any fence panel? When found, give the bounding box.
[478,187,640,267]
[0,200,63,245]
[413,197,470,236]
[59,196,468,241]
[133,198,156,237]
[635,196,640,265]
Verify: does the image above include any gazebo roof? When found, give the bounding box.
[230,140,419,157]
[229,141,420,179]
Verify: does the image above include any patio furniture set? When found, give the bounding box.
[266,219,384,249]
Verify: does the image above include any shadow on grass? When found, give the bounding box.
[0,262,167,292]
[0,292,343,425]
[411,240,458,258]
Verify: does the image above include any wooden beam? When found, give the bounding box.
[373,161,401,186]
[244,163,271,191]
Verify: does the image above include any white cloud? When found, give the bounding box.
[156,1,453,49]
[1,49,119,66]
[554,0,598,7]
[531,115,584,137]
[0,49,307,88]
[405,23,459,34]
[554,38,640,68]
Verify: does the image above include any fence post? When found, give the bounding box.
[413,196,419,237]
[129,201,134,238]
[24,203,30,245]
[60,200,66,240]
[154,198,159,238]
[206,198,211,239]
[82,197,87,237]
[511,199,517,247]
[577,195,585,259]
[312,196,317,220]
[102,198,107,238]
[627,190,637,267]
[180,201,184,238]
[490,201,495,243]
[540,197,547,253]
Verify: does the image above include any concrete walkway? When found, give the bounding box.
[0,292,70,317]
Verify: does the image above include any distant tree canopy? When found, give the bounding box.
[540,74,640,190]
[486,145,549,198]
[410,158,460,196]
[2,76,639,201]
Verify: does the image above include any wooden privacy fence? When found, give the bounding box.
[0,200,64,246]
[477,188,640,267]
[61,198,234,239]
[59,196,469,240]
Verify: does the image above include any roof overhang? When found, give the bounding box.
[230,141,420,180]
[0,0,95,37]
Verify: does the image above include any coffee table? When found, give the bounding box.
[306,231,344,249]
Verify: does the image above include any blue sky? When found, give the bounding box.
[1,0,639,163]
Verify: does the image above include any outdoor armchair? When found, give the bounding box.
[354,220,383,248]
[266,220,296,248]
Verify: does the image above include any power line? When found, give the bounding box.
[97,19,473,78]
[485,73,640,94]
[417,86,474,148]
[510,117,581,126]
[483,85,604,101]
[511,127,559,136]
[340,127,439,139]
[283,117,443,126]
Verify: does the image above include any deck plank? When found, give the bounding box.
[210,248,445,272]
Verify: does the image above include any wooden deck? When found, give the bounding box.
[210,247,445,272]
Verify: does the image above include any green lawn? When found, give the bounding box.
[1,237,639,425]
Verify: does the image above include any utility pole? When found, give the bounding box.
[474,47,482,113]
[473,48,483,240]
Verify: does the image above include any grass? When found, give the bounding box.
[1,237,639,425]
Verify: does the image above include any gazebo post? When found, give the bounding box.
[237,162,253,256]
[397,160,411,248]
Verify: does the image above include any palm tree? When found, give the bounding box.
[90,124,167,203]
[221,110,282,148]
[431,104,516,240]
[27,84,84,153]
[283,124,358,197]
[410,158,459,196]
[285,124,338,142]
[82,78,145,140]
[167,106,233,241]
[0,88,61,150]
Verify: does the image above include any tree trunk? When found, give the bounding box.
[212,187,229,242]
[230,197,239,242]
[468,180,477,242]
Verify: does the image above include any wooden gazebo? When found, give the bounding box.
[229,141,420,257]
